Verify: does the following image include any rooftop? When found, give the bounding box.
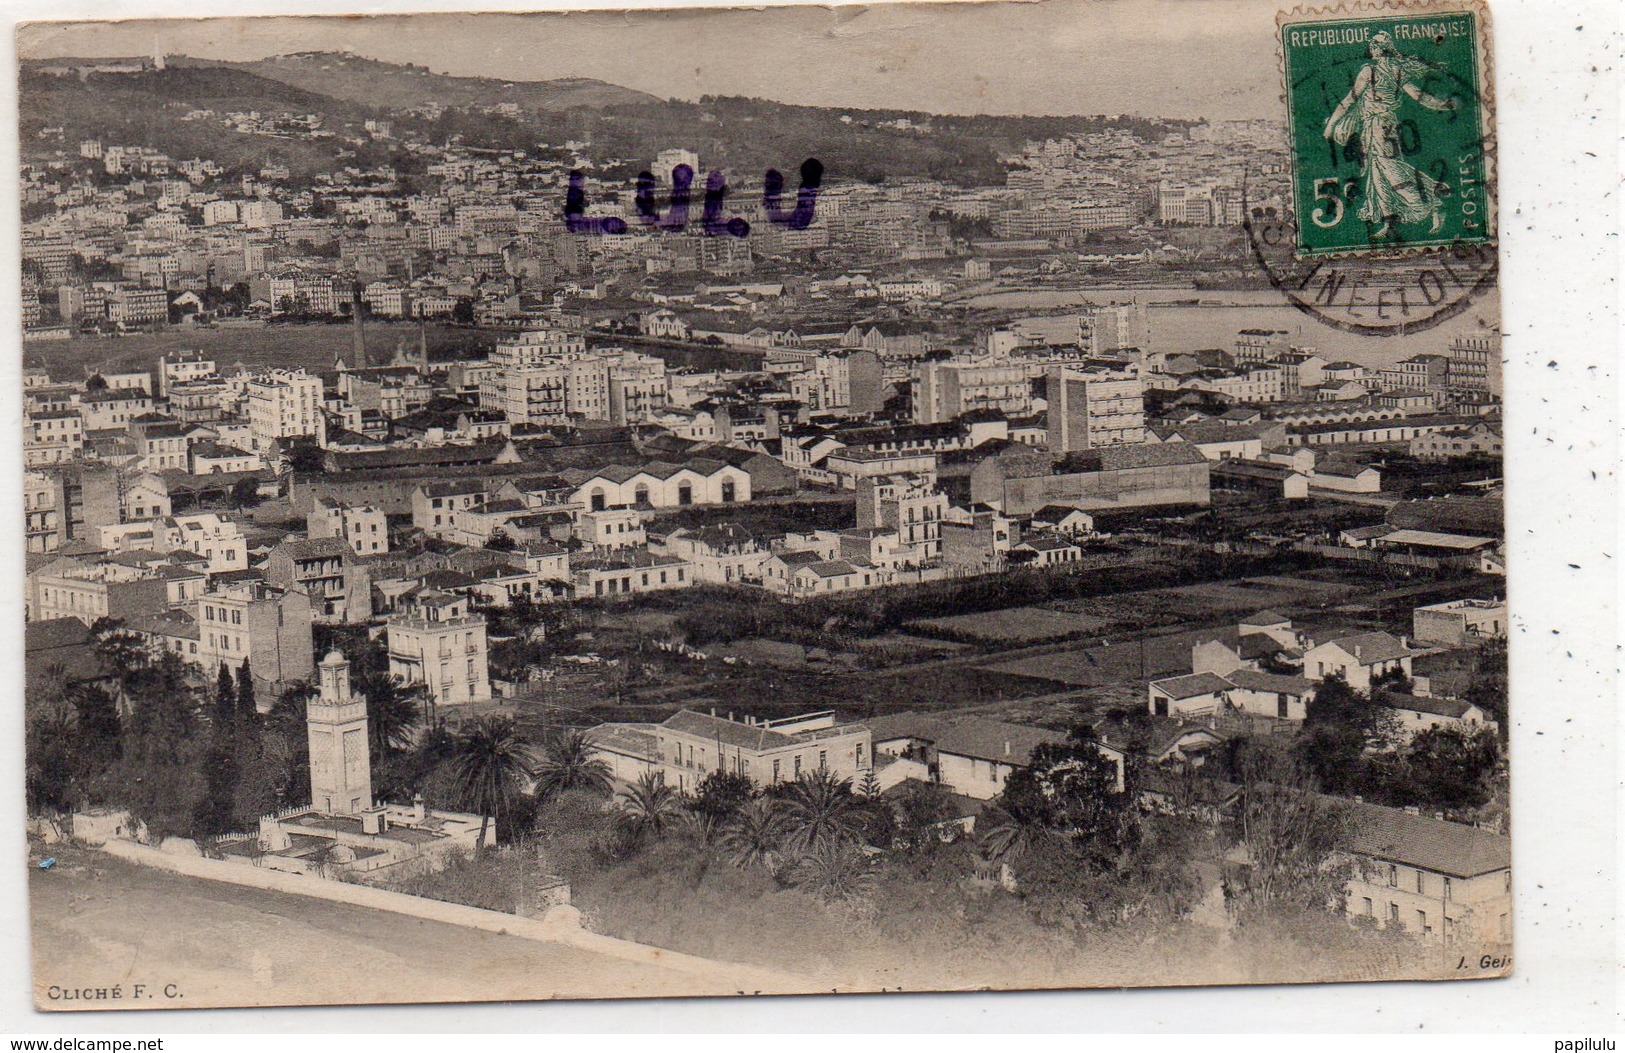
[1345,802,1509,878]
[1151,672,1235,699]
[1377,528,1498,551]
[1315,631,1413,665]
[932,718,1064,766]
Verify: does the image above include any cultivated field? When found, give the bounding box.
[1052,573,1360,624]
[908,606,1109,644]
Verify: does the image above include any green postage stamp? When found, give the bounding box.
[1279,0,1494,257]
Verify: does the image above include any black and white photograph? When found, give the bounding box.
[12,0,1536,1013]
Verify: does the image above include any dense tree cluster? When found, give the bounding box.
[1293,672,1502,816]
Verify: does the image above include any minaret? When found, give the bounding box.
[307,651,373,816]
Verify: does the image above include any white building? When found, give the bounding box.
[478,329,664,426]
[386,589,492,707]
[308,497,390,556]
[245,369,325,450]
[1045,366,1146,451]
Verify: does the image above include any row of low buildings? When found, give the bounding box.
[583,699,1509,946]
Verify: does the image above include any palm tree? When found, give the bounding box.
[31,660,71,721]
[362,675,422,764]
[787,839,877,904]
[679,808,723,849]
[778,769,862,853]
[448,716,536,850]
[977,802,1054,864]
[615,771,683,845]
[721,797,784,870]
[532,728,613,801]
[268,680,316,725]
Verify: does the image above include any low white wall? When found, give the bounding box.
[94,839,809,994]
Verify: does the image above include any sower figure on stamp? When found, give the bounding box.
[1323,31,1460,239]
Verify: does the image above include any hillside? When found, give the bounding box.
[19,53,1195,187]
[19,65,382,177]
[180,52,662,113]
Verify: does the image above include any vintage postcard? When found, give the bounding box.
[19,0,1508,1011]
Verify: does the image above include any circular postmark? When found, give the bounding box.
[1242,190,1497,337]
[1258,4,1498,334]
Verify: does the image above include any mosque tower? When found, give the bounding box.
[307,651,373,816]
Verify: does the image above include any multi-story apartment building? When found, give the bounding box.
[571,551,693,599]
[1044,366,1146,451]
[361,282,412,318]
[1074,201,1135,232]
[479,330,667,426]
[267,273,340,315]
[1396,354,1451,392]
[338,367,434,420]
[1195,364,1288,404]
[308,497,390,556]
[131,418,192,471]
[385,589,491,707]
[913,358,1033,424]
[77,386,154,431]
[783,349,884,417]
[264,536,373,624]
[97,513,249,574]
[1079,302,1150,354]
[246,369,325,450]
[34,465,172,544]
[411,481,488,535]
[652,524,773,585]
[25,411,85,467]
[158,354,217,394]
[574,507,648,551]
[201,199,239,226]
[28,557,173,625]
[239,200,285,230]
[857,471,949,564]
[24,471,60,554]
[196,581,316,703]
[166,513,249,573]
[602,348,670,425]
[1444,336,1502,402]
[487,327,587,370]
[105,284,168,326]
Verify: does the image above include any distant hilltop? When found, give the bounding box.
[169,52,667,112]
[19,51,1196,187]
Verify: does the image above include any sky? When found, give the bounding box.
[17,0,1283,120]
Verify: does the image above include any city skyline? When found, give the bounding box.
[18,1,1283,120]
[19,0,1517,1013]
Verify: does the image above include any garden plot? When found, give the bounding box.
[907,607,1110,645]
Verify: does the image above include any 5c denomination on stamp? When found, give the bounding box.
[1278,0,1494,258]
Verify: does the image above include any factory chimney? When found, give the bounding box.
[350,280,367,369]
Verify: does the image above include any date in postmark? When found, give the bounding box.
[1278,0,1494,258]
